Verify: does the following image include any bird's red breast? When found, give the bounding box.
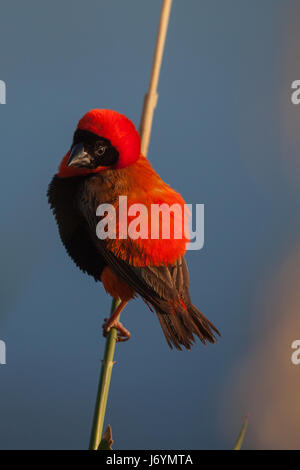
[102,155,190,267]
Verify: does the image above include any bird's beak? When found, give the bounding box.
[67,143,92,168]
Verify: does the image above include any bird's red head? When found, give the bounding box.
[58,109,141,178]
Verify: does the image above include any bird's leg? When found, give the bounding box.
[102,299,130,342]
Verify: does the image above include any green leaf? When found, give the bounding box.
[233,415,248,450]
[98,425,113,450]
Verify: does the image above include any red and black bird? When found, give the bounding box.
[48,109,219,350]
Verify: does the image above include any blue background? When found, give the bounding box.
[0,0,300,449]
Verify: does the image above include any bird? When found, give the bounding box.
[48,109,219,350]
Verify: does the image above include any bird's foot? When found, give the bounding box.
[102,318,131,342]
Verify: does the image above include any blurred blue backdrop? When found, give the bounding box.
[0,0,300,449]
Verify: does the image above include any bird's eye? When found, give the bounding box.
[95,144,106,157]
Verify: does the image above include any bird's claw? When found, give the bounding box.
[102,318,131,342]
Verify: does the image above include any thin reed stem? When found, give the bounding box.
[89,0,173,450]
[89,298,120,450]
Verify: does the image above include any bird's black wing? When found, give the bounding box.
[48,175,106,280]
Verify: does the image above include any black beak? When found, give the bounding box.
[67,143,92,168]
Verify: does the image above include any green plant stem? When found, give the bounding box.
[89,298,121,450]
[89,0,173,450]
[233,415,248,450]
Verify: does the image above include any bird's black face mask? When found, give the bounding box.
[68,129,119,169]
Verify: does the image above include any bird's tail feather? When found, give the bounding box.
[156,301,220,350]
